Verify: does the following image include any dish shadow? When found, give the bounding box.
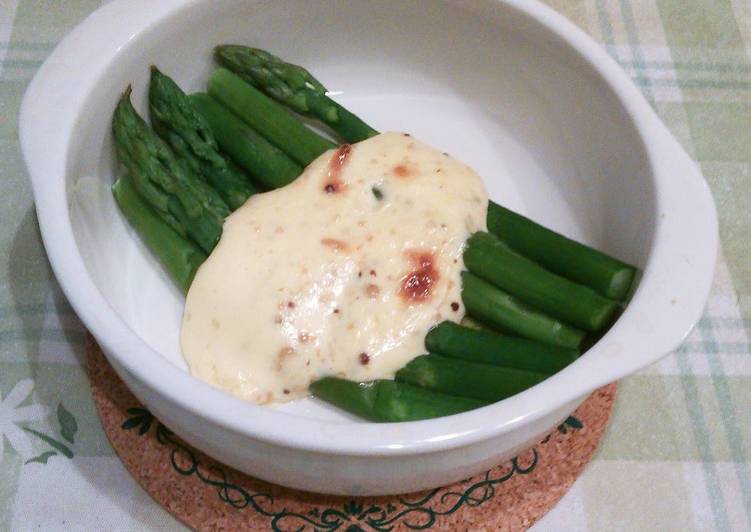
[8,207,86,367]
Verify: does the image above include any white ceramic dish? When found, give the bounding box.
[20,0,717,495]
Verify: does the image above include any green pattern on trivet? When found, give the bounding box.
[121,409,547,531]
[117,404,590,531]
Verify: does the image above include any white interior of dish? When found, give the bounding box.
[66,0,654,420]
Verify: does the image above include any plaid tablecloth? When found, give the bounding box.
[2,1,749,530]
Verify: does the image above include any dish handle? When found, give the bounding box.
[586,117,718,385]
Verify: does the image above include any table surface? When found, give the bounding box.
[2,1,750,530]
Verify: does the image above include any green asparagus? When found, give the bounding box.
[461,272,586,349]
[487,202,636,300]
[207,68,336,166]
[464,231,620,332]
[188,93,302,189]
[425,321,578,374]
[109,53,641,423]
[216,45,379,143]
[395,354,549,402]
[112,89,227,253]
[112,175,206,293]
[149,66,256,210]
[309,377,487,422]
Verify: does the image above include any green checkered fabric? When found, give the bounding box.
[1,1,749,530]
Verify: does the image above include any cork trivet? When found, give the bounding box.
[87,336,616,531]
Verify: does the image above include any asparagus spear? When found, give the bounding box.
[309,377,487,422]
[207,68,336,166]
[216,45,379,143]
[149,66,257,210]
[112,175,206,293]
[112,89,227,253]
[487,202,636,300]
[464,231,620,332]
[461,272,586,349]
[425,321,578,374]
[395,355,548,402]
[188,93,302,189]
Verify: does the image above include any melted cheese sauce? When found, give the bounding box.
[181,132,488,403]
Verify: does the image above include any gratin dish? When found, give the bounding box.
[19,0,717,495]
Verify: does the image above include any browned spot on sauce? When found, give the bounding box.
[393,164,411,177]
[320,238,349,252]
[273,314,283,324]
[365,284,380,298]
[333,308,340,314]
[323,144,352,193]
[283,389,290,394]
[359,352,370,365]
[451,302,460,311]
[369,269,377,277]
[399,250,439,303]
[287,301,296,309]
[402,133,411,137]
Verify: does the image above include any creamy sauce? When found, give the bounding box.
[181,132,488,403]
